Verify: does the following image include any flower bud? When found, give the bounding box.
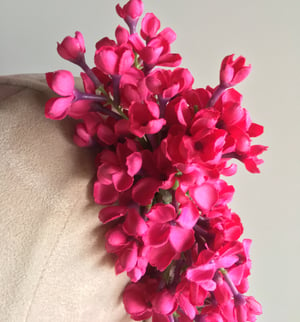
[57,31,85,63]
[220,54,251,88]
[116,0,144,19]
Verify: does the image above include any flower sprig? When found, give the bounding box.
[45,0,266,321]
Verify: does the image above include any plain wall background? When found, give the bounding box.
[1,0,299,321]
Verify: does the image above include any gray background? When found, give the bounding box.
[1,0,299,321]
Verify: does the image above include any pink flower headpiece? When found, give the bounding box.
[46,1,267,321]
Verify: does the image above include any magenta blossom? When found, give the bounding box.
[143,203,195,270]
[95,44,135,76]
[94,140,142,204]
[45,1,266,321]
[116,0,144,34]
[45,70,90,120]
[220,54,251,88]
[57,31,85,63]
[116,0,144,20]
[123,278,177,321]
[128,100,166,137]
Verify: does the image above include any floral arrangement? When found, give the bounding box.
[45,0,267,321]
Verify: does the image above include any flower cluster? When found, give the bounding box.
[45,1,266,321]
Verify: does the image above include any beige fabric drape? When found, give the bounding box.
[0,74,131,322]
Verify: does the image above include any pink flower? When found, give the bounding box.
[220,54,251,88]
[120,68,150,108]
[57,31,85,63]
[116,0,144,20]
[46,70,74,97]
[45,70,90,120]
[141,13,161,41]
[116,0,144,34]
[94,140,142,204]
[123,279,177,321]
[105,208,149,282]
[115,25,130,45]
[146,68,194,99]
[128,100,166,137]
[143,203,195,270]
[129,31,182,69]
[94,45,135,75]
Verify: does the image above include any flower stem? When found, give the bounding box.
[219,268,246,306]
[112,75,122,107]
[78,59,101,88]
[207,85,226,107]
[125,17,137,34]
[74,89,107,102]
[90,103,123,120]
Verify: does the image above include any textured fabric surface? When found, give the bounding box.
[0,74,131,322]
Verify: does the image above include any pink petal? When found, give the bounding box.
[189,183,218,212]
[126,152,142,177]
[112,170,134,192]
[118,47,135,74]
[123,208,148,237]
[248,123,264,137]
[115,25,129,45]
[169,226,195,252]
[216,255,239,269]
[159,27,177,43]
[186,263,216,284]
[95,47,118,75]
[68,100,91,119]
[97,123,117,145]
[141,13,161,39]
[46,70,74,96]
[123,284,149,316]
[146,203,176,223]
[132,177,160,205]
[152,313,170,322]
[119,241,138,271]
[177,202,199,229]
[152,290,177,315]
[98,205,127,224]
[176,293,197,320]
[148,242,176,271]
[93,181,118,205]
[45,97,71,120]
[229,265,245,286]
[157,53,182,67]
[105,227,128,251]
[97,163,116,184]
[73,123,93,147]
[144,223,170,247]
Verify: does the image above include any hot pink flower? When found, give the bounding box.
[45,70,90,120]
[141,13,161,41]
[166,108,227,169]
[123,279,177,321]
[94,45,135,75]
[220,54,251,88]
[164,98,195,128]
[105,208,149,282]
[129,31,182,69]
[116,0,144,34]
[143,203,195,270]
[57,31,85,63]
[94,140,142,204]
[116,0,144,20]
[146,68,194,99]
[128,100,166,137]
[115,25,130,45]
[120,68,150,108]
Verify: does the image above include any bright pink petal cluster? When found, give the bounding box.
[45,1,267,321]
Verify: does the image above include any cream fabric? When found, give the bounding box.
[0,74,131,322]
